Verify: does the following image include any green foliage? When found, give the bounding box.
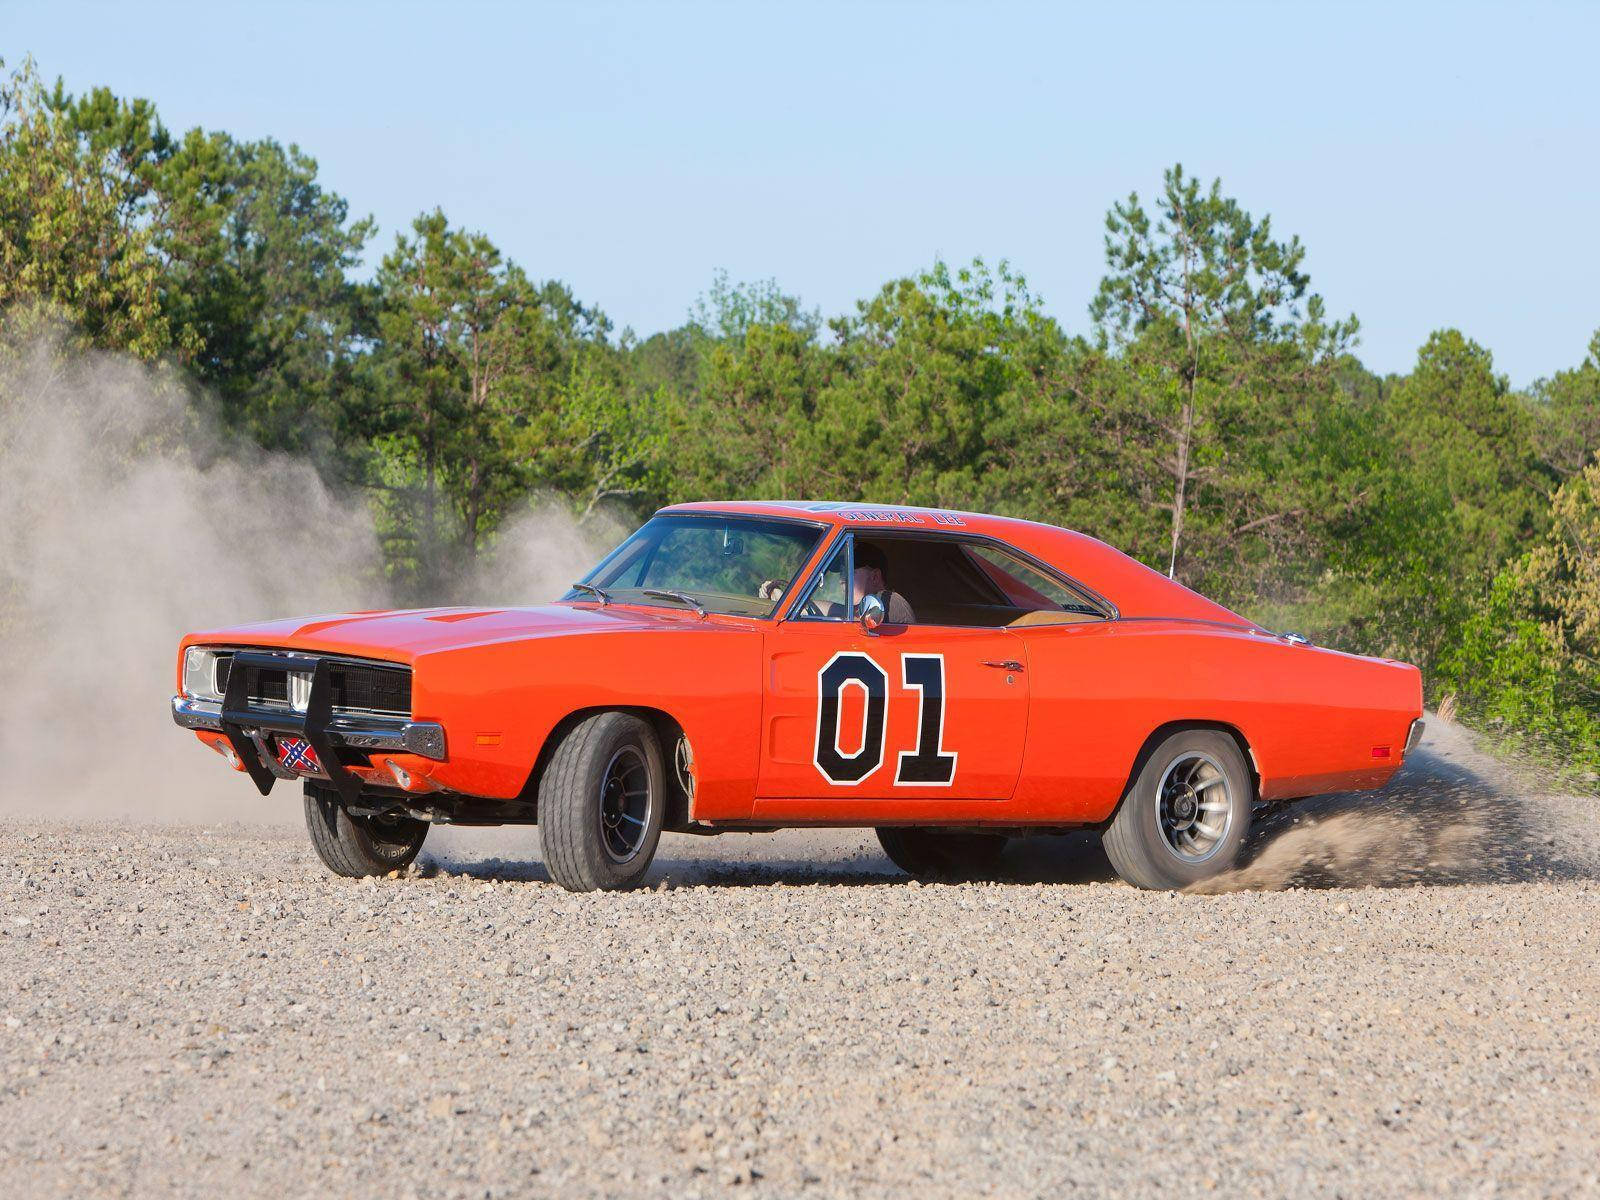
[689,269,820,343]
[160,136,374,453]
[1,58,374,457]
[669,319,826,500]
[1089,164,1360,582]
[0,59,175,357]
[365,211,587,593]
[543,350,669,517]
[1531,328,1600,476]
[805,259,1058,506]
[1386,331,1552,575]
[1436,462,1600,774]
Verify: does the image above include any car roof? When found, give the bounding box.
[656,501,1249,625]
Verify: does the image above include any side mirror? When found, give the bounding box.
[858,593,885,633]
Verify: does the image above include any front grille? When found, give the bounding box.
[331,664,411,715]
[215,654,411,717]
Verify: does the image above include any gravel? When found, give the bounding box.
[2,722,1597,1198]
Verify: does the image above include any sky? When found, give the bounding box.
[5,0,1598,385]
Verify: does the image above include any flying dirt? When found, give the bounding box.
[1189,715,1598,892]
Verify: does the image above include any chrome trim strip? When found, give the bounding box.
[1405,718,1426,754]
[170,695,447,761]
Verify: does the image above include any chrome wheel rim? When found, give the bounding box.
[598,746,652,864]
[1157,751,1233,862]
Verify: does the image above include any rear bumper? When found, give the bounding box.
[170,649,446,804]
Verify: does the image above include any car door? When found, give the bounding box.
[753,534,1030,817]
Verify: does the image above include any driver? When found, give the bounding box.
[847,542,915,623]
[759,541,915,623]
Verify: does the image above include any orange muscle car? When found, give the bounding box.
[172,502,1423,890]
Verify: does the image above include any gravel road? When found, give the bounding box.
[3,721,1597,1198]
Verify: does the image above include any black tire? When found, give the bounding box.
[876,827,1008,880]
[1102,729,1253,890]
[539,711,666,892]
[303,783,429,878]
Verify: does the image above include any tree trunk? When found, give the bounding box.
[422,409,437,584]
[1168,313,1199,580]
[464,461,480,559]
[1169,212,1198,581]
[1167,384,1193,580]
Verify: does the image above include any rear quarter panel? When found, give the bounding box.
[1011,620,1423,821]
[411,623,764,816]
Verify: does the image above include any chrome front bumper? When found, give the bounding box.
[172,695,446,759]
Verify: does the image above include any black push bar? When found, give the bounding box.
[220,651,363,805]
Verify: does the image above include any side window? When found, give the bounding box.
[959,544,1105,618]
[859,536,1105,627]
[790,537,851,621]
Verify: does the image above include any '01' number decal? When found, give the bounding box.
[814,652,958,786]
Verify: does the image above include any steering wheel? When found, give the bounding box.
[798,595,827,619]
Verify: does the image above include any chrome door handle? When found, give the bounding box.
[981,660,1024,672]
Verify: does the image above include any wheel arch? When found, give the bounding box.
[1107,719,1260,825]
[518,705,693,830]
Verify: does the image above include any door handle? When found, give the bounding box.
[981,660,1024,672]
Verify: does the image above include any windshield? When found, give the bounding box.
[567,514,825,617]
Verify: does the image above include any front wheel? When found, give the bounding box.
[1102,729,1253,889]
[876,827,1008,880]
[539,712,666,892]
[303,783,429,877]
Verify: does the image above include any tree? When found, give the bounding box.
[0,59,176,357]
[1384,331,1553,584]
[1090,164,1358,579]
[1440,460,1600,771]
[689,269,820,343]
[366,211,603,594]
[3,64,373,455]
[803,258,1058,506]
[979,337,1163,557]
[157,136,374,452]
[669,320,827,501]
[543,350,669,518]
[1532,328,1600,477]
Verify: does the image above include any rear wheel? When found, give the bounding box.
[876,827,1008,880]
[303,783,429,877]
[1102,729,1252,889]
[539,712,666,892]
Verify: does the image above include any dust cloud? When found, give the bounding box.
[0,331,612,823]
[1189,715,1594,893]
[468,503,626,607]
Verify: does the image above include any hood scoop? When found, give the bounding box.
[424,609,507,623]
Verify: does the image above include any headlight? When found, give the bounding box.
[183,647,222,701]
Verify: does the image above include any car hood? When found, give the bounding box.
[182,603,729,664]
